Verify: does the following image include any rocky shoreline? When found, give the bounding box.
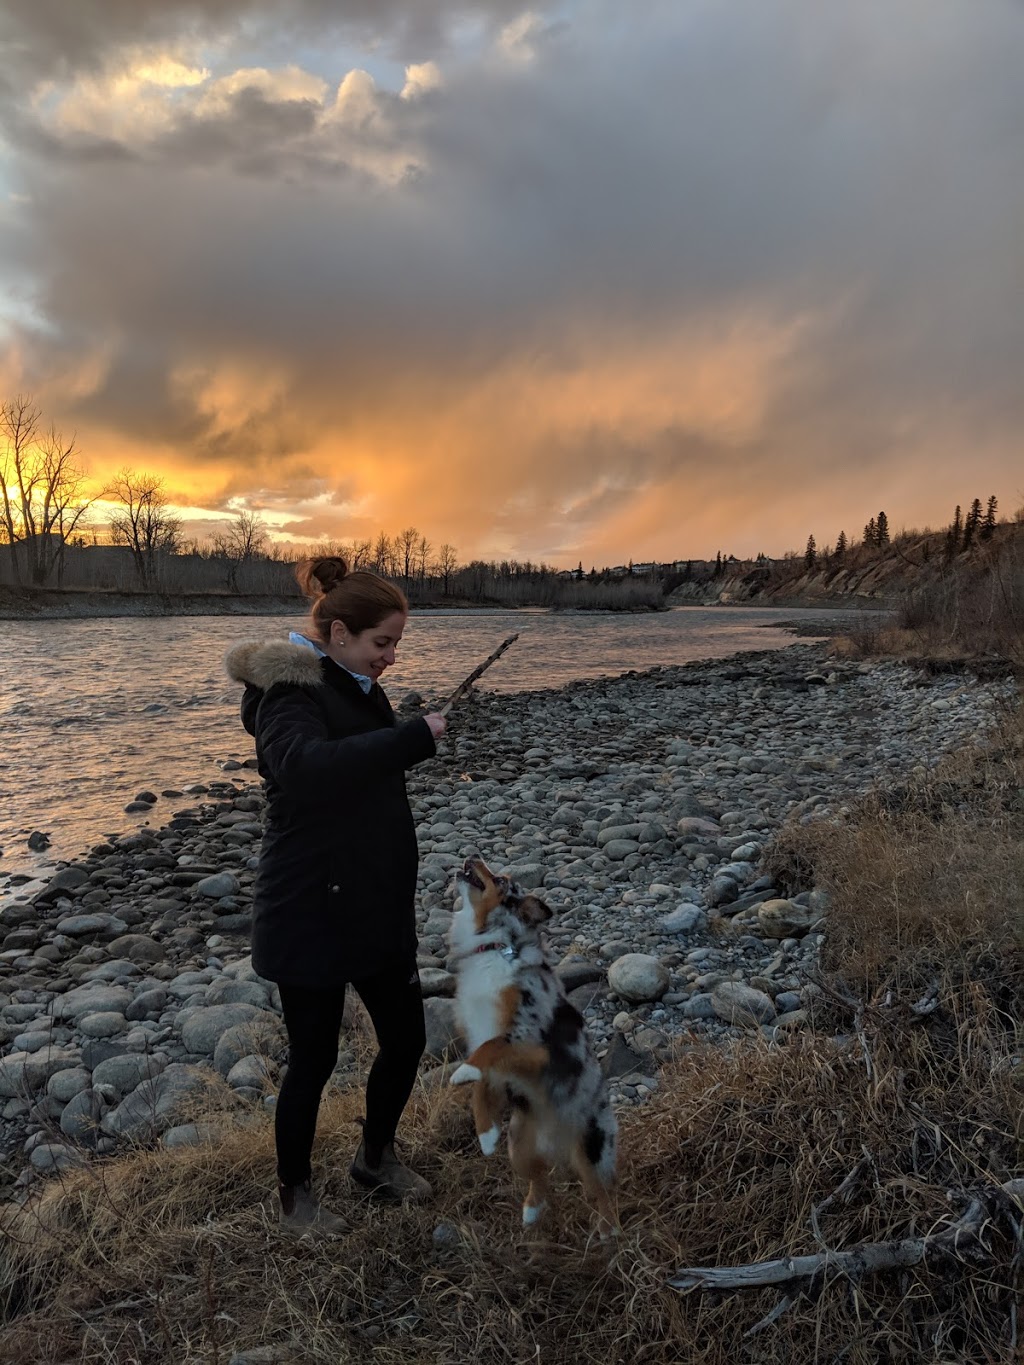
[0,642,1009,1197]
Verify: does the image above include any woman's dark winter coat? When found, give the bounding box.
[225,640,436,988]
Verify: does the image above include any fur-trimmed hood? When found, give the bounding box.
[225,640,324,690]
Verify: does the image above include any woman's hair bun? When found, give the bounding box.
[295,555,348,598]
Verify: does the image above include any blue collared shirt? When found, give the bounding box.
[288,631,373,694]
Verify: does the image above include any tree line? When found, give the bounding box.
[801,498,1003,571]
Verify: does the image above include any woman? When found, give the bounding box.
[226,556,446,1234]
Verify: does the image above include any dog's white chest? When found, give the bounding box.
[455,954,515,1051]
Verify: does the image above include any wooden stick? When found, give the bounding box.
[439,634,519,716]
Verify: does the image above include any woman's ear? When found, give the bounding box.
[519,895,553,926]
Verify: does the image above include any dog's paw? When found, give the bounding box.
[522,1200,548,1226]
[478,1124,500,1156]
[449,1063,482,1087]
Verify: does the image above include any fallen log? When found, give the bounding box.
[668,1177,1024,1293]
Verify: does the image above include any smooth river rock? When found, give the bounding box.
[607,954,670,1003]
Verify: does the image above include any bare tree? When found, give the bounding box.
[35,426,94,585]
[396,526,418,585]
[0,396,39,581]
[347,538,373,570]
[437,543,458,596]
[416,534,431,586]
[211,509,270,591]
[107,468,182,588]
[372,531,395,577]
[0,396,95,585]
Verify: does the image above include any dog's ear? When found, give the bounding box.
[518,894,553,926]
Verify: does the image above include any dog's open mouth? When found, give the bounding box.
[460,857,486,891]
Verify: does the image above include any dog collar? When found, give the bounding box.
[451,941,517,965]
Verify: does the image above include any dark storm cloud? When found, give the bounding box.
[1,0,1023,561]
[0,0,538,80]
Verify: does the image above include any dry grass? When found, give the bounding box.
[3,733,1024,1363]
[1,1022,1021,1365]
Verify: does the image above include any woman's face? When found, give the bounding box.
[328,610,406,682]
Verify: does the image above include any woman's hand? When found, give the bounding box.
[424,712,448,740]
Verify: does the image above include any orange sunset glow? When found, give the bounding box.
[1,1,1022,566]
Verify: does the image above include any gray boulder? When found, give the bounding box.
[608,954,670,1003]
[162,1122,222,1149]
[205,978,271,1009]
[226,1055,275,1090]
[212,1017,287,1078]
[125,988,170,1022]
[418,968,456,999]
[47,1066,92,1102]
[711,982,777,1026]
[177,1003,265,1055]
[107,934,166,964]
[706,876,739,908]
[78,1011,128,1039]
[661,905,706,935]
[422,998,463,1059]
[0,1047,82,1097]
[29,1142,86,1173]
[102,1063,213,1140]
[51,984,135,1024]
[757,899,816,939]
[60,1088,106,1147]
[92,1053,168,1099]
[54,913,128,939]
[196,872,240,899]
[602,839,640,861]
[507,864,546,890]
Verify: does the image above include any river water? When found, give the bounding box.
[0,605,845,878]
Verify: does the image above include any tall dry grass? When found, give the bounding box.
[2,724,1022,1363]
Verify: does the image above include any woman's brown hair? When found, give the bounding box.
[295,557,408,643]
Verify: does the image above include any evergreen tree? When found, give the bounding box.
[714,550,722,578]
[576,560,584,581]
[835,530,848,558]
[863,518,877,547]
[964,498,982,550]
[946,504,963,559]
[805,534,817,569]
[876,511,890,546]
[981,494,998,540]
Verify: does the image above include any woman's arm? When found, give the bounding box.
[256,686,437,801]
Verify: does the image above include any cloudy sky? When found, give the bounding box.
[0,0,1021,566]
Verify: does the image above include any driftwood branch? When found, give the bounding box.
[810,1151,876,1246]
[742,1293,795,1339]
[669,1178,1024,1293]
[439,634,519,717]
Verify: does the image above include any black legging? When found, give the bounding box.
[275,956,426,1187]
